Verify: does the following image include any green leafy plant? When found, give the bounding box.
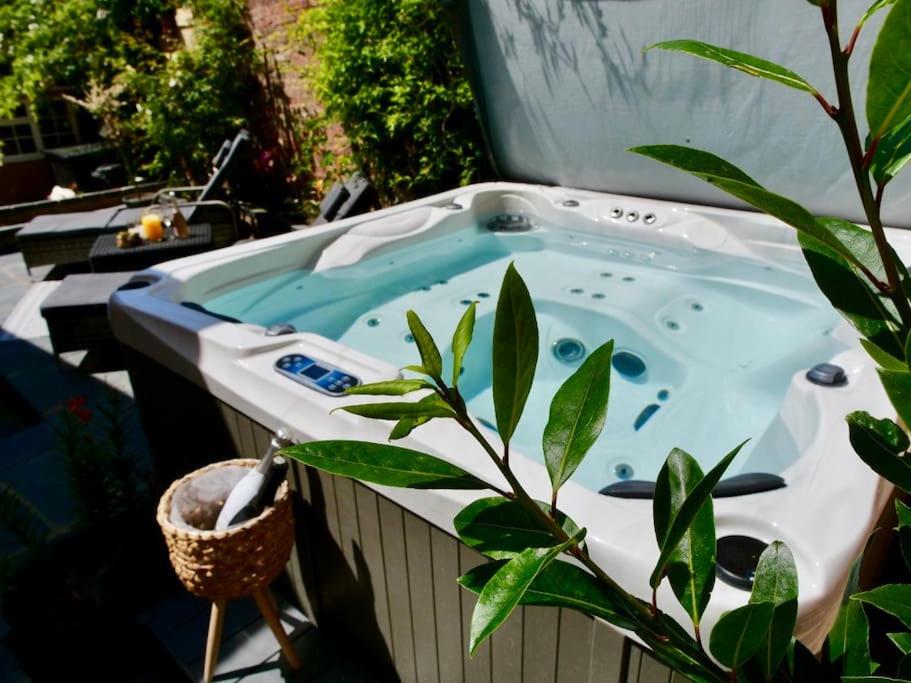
[1,392,156,618]
[282,1,911,680]
[0,0,298,189]
[295,0,487,203]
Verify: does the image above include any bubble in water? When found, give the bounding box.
[601,272,613,278]
[437,279,449,285]
[592,292,605,300]
[460,299,473,305]
[657,389,670,401]
[622,276,635,282]
[690,302,704,312]
[477,292,489,298]
[404,333,414,343]
[366,317,381,328]
[664,319,680,331]
[570,288,584,294]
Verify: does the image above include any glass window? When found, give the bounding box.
[0,114,39,160]
[36,100,77,149]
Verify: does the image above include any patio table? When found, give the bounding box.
[89,223,213,272]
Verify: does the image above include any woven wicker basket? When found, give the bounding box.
[156,459,294,601]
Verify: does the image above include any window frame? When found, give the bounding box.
[0,98,84,163]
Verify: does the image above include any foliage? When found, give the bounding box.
[0,0,264,184]
[119,0,259,182]
[0,392,156,618]
[284,1,911,681]
[295,0,487,203]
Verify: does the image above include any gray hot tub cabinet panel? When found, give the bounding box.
[126,346,678,682]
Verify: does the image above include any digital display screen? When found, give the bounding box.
[300,364,329,380]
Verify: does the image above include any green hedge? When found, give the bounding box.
[298,0,487,204]
[0,0,260,184]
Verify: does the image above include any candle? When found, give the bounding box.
[141,213,164,242]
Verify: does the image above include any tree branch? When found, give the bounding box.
[821,1,911,324]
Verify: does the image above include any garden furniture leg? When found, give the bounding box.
[204,599,226,683]
[252,587,301,670]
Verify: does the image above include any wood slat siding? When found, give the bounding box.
[217,399,679,683]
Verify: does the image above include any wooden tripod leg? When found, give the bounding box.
[252,587,301,670]
[204,600,227,683]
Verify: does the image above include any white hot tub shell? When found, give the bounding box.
[111,183,904,681]
[111,1,911,678]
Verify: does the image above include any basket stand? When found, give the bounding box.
[204,587,301,682]
[157,459,302,682]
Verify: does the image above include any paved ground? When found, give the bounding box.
[0,250,377,682]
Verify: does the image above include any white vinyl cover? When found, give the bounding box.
[464,0,911,228]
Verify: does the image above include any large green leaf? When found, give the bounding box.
[888,631,911,654]
[800,232,905,360]
[647,40,817,94]
[649,442,745,591]
[406,310,443,380]
[386,394,444,440]
[846,411,911,493]
[828,600,875,676]
[625,145,759,186]
[458,559,636,630]
[749,541,799,679]
[346,379,433,396]
[388,415,432,441]
[878,370,911,430]
[338,397,455,421]
[860,339,907,371]
[454,497,581,559]
[652,449,716,628]
[870,112,911,185]
[468,530,582,654]
[451,300,476,386]
[282,440,488,490]
[814,216,911,285]
[629,145,870,274]
[867,0,911,137]
[853,584,911,629]
[708,602,775,669]
[860,0,898,29]
[896,499,911,570]
[543,340,614,494]
[492,263,539,445]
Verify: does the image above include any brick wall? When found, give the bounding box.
[245,0,314,111]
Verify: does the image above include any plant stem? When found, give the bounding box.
[452,408,723,677]
[822,1,911,328]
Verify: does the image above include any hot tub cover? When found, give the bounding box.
[453,0,911,228]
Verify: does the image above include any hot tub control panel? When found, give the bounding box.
[274,354,360,396]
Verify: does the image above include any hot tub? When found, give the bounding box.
[110,1,911,678]
[111,183,903,680]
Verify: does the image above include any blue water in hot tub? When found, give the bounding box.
[204,222,847,491]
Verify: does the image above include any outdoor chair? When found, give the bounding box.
[16,130,251,272]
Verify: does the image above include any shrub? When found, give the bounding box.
[297,0,487,203]
[122,0,260,182]
[0,0,283,187]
